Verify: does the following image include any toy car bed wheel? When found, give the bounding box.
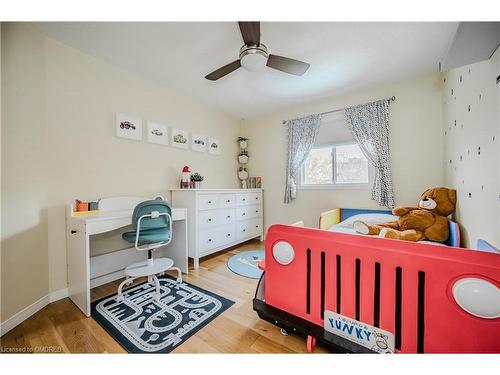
[307,335,316,353]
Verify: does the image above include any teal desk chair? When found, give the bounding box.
[117,198,182,302]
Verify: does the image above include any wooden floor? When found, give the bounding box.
[1,240,326,353]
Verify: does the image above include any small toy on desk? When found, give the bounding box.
[89,200,100,211]
[73,199,100,216]
[75,199,89,212]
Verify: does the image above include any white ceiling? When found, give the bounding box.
[35,22,458,119]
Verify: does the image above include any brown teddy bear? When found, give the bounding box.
[353,187,457,242]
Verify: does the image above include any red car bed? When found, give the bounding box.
[253,208,500,353]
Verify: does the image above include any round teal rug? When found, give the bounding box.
[227,249,265,279]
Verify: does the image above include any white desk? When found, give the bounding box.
[66,196,188,317]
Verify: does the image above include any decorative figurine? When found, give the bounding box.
[180,166,191,189]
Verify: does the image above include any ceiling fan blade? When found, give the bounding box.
[238,22,260,46]
[205,60,241,81]
[266,54,310,76]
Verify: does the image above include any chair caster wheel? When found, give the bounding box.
[280,328,289,336]
[306,335,316,353]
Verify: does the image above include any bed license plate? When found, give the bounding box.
[324,311,395,353]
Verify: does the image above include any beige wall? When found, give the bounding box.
[241,73,444,230]
[1,23,240,322]
[1,23,50,321]
[443,47,500,248]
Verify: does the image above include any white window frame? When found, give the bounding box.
[299,141,374,190]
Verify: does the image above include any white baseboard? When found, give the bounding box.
[0,287,69,337]
[49,287,68,303]
[0,294,49,337]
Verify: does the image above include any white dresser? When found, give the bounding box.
[171,189,263,268]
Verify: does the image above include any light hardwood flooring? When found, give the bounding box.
[1,240,326,354]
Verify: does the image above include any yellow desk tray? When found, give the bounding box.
[72,210,100,216]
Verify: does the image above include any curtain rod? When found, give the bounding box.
[282,96,396,124]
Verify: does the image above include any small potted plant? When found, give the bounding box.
[191,172,204,189]
[238,150,249,164]
[237,136,248,149]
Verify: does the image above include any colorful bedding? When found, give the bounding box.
[328,213,446,246]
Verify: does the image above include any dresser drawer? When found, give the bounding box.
[236,206,250,220]
[198,210,219,228]
[236,206,262,220]
[198,228,219,253]
[217,208,235,226]
[219,194,236,208]
[198,194,218,210]
[199,224,236,253]
[236,218,262,240]
[218,224,236,247]
[250,192,262,205]
[236,193,251,206]
[249,205,262,219]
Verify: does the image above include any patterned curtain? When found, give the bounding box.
[344,99,395,208]
[284,114,321,203]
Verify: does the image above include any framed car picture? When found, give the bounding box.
[147,121,168,145]
[208,138,221,155]
[116,113,142,141]
[171,128,189,149]
[191,133,207,152]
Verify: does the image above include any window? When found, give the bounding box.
[301,142,371,188]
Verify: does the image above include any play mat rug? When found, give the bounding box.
[227,249,265,279]
[91,276,234,353]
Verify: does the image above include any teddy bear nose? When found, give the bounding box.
[423,198,429,201]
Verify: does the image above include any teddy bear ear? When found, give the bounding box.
[448,189,457,205]
[421,188,432,197]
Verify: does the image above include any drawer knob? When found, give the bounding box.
[226,233,231,237]
[208,200,212,204]
[255,210,258,213]
[208,218,212,222]
[208,239,212,242]
[243,198,246,201]
[255,197,258,200]
[243,229,246,232]
[227,200,230,203]
[256,225,259,228]
[226,216,231,219]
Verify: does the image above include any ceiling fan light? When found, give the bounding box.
[239,44,268,72]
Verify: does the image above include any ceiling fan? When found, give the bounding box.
[205,22,310,81]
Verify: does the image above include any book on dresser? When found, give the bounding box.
[170,189,263,269]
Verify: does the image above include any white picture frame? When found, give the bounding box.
[208,138,221,155]
[191,133,207,152]
[147,121,168,145]
[116,113,142,141]
[171,128,189,149]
